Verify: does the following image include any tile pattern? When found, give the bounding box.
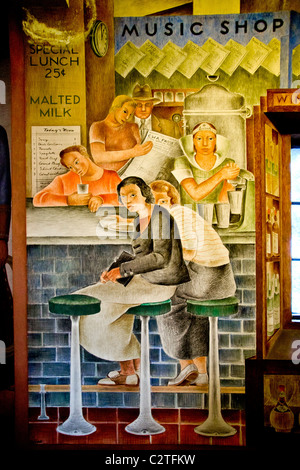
[27,243,256,408]
[28,407,246,447]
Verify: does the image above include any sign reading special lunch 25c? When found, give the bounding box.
[28,44,82,118]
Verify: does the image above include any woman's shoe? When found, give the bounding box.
[168,364,199,386]
[191,372,208,386]
[98,370,139,386]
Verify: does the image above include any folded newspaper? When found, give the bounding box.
[119,130,182,184]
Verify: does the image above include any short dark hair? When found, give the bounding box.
[117,176,155,204]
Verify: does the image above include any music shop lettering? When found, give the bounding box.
[121,17,285,37]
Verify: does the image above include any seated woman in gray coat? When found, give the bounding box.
[75,176,189,386]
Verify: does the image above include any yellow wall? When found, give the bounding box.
[193,0,240,14]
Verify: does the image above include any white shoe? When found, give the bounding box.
[98,370,139,386]
[191,373,208,386]
[168,364,199,386]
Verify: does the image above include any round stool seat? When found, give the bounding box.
[126,299,171,317]
[49,294,100,316]
[187,296,239,317]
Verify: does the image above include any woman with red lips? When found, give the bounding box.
[89,95,153,173]
[33,145,121,212]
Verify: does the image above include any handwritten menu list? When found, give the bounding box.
[31,126,81,195]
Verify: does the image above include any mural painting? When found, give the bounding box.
[2,0,300,452]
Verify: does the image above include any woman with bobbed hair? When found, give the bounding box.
[150,179,236,386]
[74,176,190,386]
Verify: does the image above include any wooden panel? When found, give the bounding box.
[23,0,87,197]
[241,0,300,13]
[9,9,29,448]
[85,0,115,135]
[280,135,292,328]
[28,384,245,394]
[267,89,300,113]
[254,94,295,358]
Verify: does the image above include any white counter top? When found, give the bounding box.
[26,201,132,245]
[26,201,255,245]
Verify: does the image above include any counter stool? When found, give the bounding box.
[49,294,100,436]
[125,300,172,436]
[187,296,239,437]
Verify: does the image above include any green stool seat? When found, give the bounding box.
[126,300,171,317]
[125,300,172,436]
[48,294,100,437]
[187,297,239,317]
[187,296,239,438]
[49,294,100,316]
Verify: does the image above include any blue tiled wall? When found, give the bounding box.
[27,243,256,409]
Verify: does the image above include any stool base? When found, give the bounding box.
[57,415,96,436]
[194,417,237,437]
[125,416,165,436]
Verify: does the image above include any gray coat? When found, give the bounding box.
[120,205,190,286]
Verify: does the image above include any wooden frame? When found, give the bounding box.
[9,9,29,448]
[254,91,300,359]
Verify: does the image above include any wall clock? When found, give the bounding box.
[90,20,109,58]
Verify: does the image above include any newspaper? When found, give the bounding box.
[119,130,182,184]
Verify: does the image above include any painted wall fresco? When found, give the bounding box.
[20,4,300,447]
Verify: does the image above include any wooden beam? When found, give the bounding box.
[9,7,29,449]
[29,384,245,394]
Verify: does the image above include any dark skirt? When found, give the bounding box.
[157,262,236,360]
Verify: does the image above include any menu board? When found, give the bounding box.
[31,126,81,195]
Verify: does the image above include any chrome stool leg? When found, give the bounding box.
[57,316,96,436]
[126,316,165,436]
[194,316,236,437]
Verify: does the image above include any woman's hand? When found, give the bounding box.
[88,196,104,213]
[67,192,92,206]
[100,267,121,283]
[131,141,153,158]
[220,163,240,180]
